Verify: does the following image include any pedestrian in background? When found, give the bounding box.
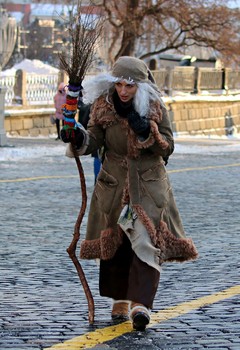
[61,56,198,331]
[54,82,67,140]
[78,103,102,184]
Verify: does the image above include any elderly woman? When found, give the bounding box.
[61,56,198,331]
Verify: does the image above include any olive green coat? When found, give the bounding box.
[67,95,198,268]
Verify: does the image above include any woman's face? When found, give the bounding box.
[115,81,138,103]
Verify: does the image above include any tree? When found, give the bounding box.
[97,0,240,66]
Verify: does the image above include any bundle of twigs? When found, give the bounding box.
[58,1,103,324]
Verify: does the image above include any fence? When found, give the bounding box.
[0,70,61,106]
[152,67,240,95]
[1,67,240,106]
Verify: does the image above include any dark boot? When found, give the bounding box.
[130,302,150,331]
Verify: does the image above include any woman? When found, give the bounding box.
[54,82,67,140]
[61,56,198,331]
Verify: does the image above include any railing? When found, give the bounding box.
[0,74,16,105]
[1,67,240,106]
[152,67,240,95]
[25,72,59,105]
[224,68,240,90]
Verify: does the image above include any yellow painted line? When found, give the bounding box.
[176,138,238,144]
[150,284,240,324]
[168,162,240,173]
[44,285,240,350]
[0,174,93,183]
[1,163,240,183]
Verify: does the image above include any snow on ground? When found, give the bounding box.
[0,134,239,162]
[174,139,240,155]
[0,143,65,162]
[174,132,240,153]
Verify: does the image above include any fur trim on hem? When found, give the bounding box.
[132,204,198,264]
[80,238,101,259]
[100,228,123,260]
[156,221,198,263]
[80,228,123,260]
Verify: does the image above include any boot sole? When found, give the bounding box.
[132,311,150,331]
[111,314,129,321]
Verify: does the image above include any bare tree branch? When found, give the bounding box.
[98,0,240,65]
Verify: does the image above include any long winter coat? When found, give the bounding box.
[67,95,198,269]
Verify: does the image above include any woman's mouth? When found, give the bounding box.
[120,96,129,101]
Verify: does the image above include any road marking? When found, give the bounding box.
[1,163,240,183]
[168,163,240,173]
[0,175,85,183]
[44,285,240,350]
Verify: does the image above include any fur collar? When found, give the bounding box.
[89,94,169,159]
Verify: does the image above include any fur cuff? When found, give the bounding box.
[127,120,170,159]
[149,120,169,150]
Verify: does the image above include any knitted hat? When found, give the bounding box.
[112,56,149,83]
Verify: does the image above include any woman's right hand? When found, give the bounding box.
[60,127,84,149]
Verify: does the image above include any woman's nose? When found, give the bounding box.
[120,87,127,94]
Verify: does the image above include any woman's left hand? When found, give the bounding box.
[127,110,150,138]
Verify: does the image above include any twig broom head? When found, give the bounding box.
[58,0,104,86]
[58,1,104,131]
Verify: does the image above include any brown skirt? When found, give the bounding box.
[99,234,160,309]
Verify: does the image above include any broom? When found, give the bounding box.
[58,0,103,324]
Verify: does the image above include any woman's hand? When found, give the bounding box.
[127,110,150,138]
[61,127,84,149]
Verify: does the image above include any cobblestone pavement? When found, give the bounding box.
[0,137,240,350]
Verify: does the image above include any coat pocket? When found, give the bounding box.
[94,169,118,214]
[140,164,170,208]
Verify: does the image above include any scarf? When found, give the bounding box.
[112,90,134,118]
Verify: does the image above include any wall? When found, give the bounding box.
[4,106,57,137]
[165,96,240,137]
[4,96,240,138]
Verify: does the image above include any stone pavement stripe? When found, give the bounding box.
[44,285,240,350]
[1,162,240,183]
